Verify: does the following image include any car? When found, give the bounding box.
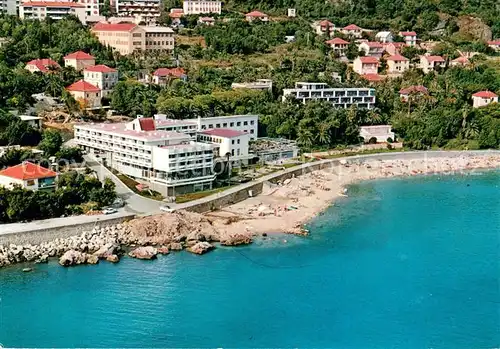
[160,205,175,213]
[102,207,118,215]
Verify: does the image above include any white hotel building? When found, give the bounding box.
[282,82,376,109]
[74,114,258,194]
[182,0,221,14]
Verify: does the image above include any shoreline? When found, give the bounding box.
[1,153,500,269]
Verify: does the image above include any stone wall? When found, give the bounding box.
[0,215,135,246]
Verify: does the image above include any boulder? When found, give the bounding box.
[93,243,119,259]
[35,254,49,264]
[169,242,183,251]
[59,250,88,267]
[106,254,120,263]
[188,242,214,255]
[128,246,158,260]
[157,247,170,255]
[220,234,253,246]
[86,255,99,265]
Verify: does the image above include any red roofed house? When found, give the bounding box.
[472,91,498,108]
[325,37,349,57]
[83,65,119,97]
[198,16,215,26]
[342,24,363,38]
[64,51,95,71]
[359,41,385,58]
[450,55,470,67]
[384,42,405,55]
[245,10,269,22]
[150,67,187,85]
[198,129,251,163]
[66,79,101,108]
[399,85,428,101]
[487,40,500,51]
[399,31,417,46]
[315,20,335,36]
[353,56,379,75]
[420,55,445,73]
[25,58,60,73]
[0,162,57,191]
[386,54,409,74]
[19,1,87,23]
[169,8,184,25]
[362,73,384,83]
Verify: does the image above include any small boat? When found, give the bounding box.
[22,268,33,273]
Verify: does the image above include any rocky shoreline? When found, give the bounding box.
[0,212,254,268]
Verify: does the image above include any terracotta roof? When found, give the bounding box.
[199,16,215,21]
[359,56,379,64]
[472,91,498,98]
[319,20,334,26]
[201,128,247,138]
[326,38,349,45]
[138,118,156,131]
[487,40,500,45]
[362,74,383,82]
[246,10,267,17]
[400,31,417,36]
[365,41,384,48]
[84,64,117,73]
[21,1,84,7]
[26,58,60,73]
[0,162,57,180]
[64,51,95,60]
[388,42,405,48]
[343,24,361,30]
[153,67,186,78]
[399,85,428,95]
[66,79,100,92]
[422,55,445,62]
[387,54,408,61]
[452,56,469,64]
[169,11,183,18]
[92,22,137,32]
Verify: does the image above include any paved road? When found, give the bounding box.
[84,155,163,215]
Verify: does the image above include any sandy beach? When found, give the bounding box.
[207,154,500,236]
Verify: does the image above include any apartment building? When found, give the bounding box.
[353,56,379,75]
[472,91,498,108]
[399,31,417,46]
[115,0,161,25]
[282,82,376,109]
[25,58,60,73]
[0,0,19,14]
[74,119,215,194]
[182,0,221,15]
[325,37,349,57]
[19,1,87,23]
[419,55,445,73]
[64,51,95,71]
[358,41,384,58]
[196,115,259,140]
[386,54,409,74]
[198,129,252,164]
[83,65,119,97]
[92,22,174,55]
[66,79,101,108]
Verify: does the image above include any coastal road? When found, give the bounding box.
[83,155,163,215]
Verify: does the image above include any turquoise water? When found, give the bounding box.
[1,171,499,348]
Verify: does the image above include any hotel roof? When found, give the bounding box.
[0,162,57,180]
[201,128,247,138]
[76,122,188,141]
[21,1,84,7]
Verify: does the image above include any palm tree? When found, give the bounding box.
[317,121,331,145]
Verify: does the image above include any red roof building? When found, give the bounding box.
[64,51,94,60]
[362,73,384,82]
[326,37,349,45]
[66,80,101,92]
[84,64,117,73]
[138,118,156,131]
[387,54,408,62]
[343,24,361,30]
[153,67,186,78]
[245,10,269,22]
[25,58,60,73]
[399,85,428,95]
[472,90,498,108]
[359,56,379,64]
[92,22,137,32]
[169,9,184,19]
[472,91,498,98]
[400,31,417,36]
[0,162,58,190]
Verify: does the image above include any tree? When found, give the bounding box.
[38,129,63,156]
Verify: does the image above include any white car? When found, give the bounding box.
[160,205,175,213]
[102,208,118,215]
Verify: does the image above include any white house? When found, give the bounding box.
[353,56,379,75]
[399,31,417,46]
[64,51,95,71]
[18,115,42,129]
[83,65,119,98]
[420,55,446,73]
[342,24,363,38]
[375,31,393,43]
[0,162,57,191]
[386,54,409,74]
[66,79,102,108]
[360,125,395,143]
[472,91,498,108]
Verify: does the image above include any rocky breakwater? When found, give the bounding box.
[0,210,254,269]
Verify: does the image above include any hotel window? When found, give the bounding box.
[243,121,248,126]
[230,122,234,127]
[237,122,241,126]
[237,139,240,144]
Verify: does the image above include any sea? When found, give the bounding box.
[1,170,499,348]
